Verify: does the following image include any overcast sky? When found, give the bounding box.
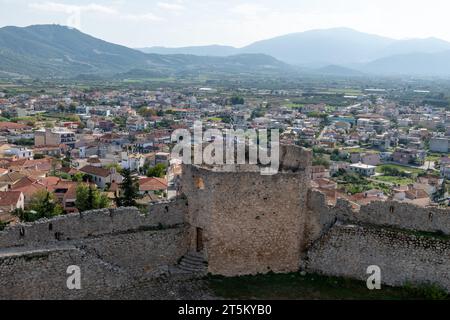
[1,0,450,48]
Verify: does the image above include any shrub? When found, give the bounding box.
[0,221,7,231]
[404,282,449,300]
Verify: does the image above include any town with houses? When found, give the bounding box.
[4,0,450,303]
[0,85,450,227]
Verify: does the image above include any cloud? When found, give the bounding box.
[121,13,164,22]
[29,1,163,23]
[231,3,270,17]
[29,2,116,14]
[157,2,185,11]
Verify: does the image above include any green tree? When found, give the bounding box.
[433,179,447,203]
[72,172,86,182]
[0,220,7,231]
[62,153,72,169]
[138,107,157,118]
[14,138,34,146]
[75,184,110,212]
[22,190,64,222]
[66,114,81,122]
[250,108,266,119]
[147,164,167,178]
[330,149,341,161]
[313,155,330,168]
[116,169,140,207]
[105,163,123,174]
[230,96,245,105]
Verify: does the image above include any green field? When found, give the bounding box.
[374,176,415,186]
[345,148,379,154]
[207,117,223,122]
[376,164,425,175]
[208,272,449,300]
[320,88,363,95]
[426,154,447,162]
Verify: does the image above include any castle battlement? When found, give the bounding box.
[0,145,450,299]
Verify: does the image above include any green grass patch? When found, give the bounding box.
[404,283,449,300]
[374,176,414,186]
[207,117,222,122]
[326,88,363,95]
[285,103,304,109]
[345,148,368,154]
[207,272,448,300]
[426,155,445,162]
[376,164,425,175]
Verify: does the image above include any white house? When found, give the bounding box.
[80,165,123,189]
[121,152,146,172]
[349,163,376,177]
[5,147,33,160]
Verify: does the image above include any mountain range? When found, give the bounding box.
[0,24,291,79]
[140,28,450,76]
[1,25,450,78]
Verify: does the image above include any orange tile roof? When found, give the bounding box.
[139,177,168,192]
[0,172,25,184]
[40,176,62,187]
[12,181,46,199]
[11,176,38,189]
[0,122,29,130]
[0,191,22,206]
[80,165,111,178]
[6,158,53,171]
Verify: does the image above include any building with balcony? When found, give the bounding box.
[35,128,76,149]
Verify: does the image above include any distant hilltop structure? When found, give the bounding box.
[0,145,450,299]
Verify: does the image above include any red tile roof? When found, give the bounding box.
[0,191,22,206]
[6,158,53,171]
[11,176,38,189]
[139,177,168,192]
[80,165,111,178]
[0,122,29,130]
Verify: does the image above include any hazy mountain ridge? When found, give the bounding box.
[140,28,450,76]
[239,28,394,66]
[0,25,291,78]
[1,25,450,78]
[361,50,450,76]
[138,45,239,57]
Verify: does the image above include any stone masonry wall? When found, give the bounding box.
[3,141,450,299]
[307,190,450,241]
[0,200,187,249]
[305,190,450,291]
[182,145,313,277]
[0,200,190,300]
[305,223,450,291]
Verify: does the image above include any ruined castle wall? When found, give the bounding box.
[146,199,187,227]
[181,165,217,253]
[279,144,313,172]
[80,227,190,278]
[0,202,190,300]
[305,223,450,291]
[0,246,133,300]
[0,199,188,249]
[183,163,311,277]
[305,190,450,291]
[308,190,450,239]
